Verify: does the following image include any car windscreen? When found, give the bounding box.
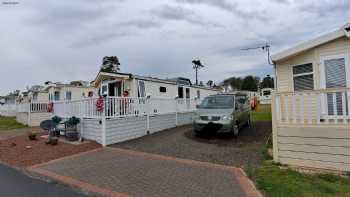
[198,95,234,109]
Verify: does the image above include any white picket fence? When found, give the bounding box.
[53,97,200,118]
[274,88,350,125]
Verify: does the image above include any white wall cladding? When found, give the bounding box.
[100,112,194,146]
[16,112,28,125]
[149,113,176,133]
[79,118,103,144]
[276,126,350,171]
[105,116,147,145]
[177,112,194,125]
[29,112,52,126]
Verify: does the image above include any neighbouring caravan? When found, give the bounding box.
[259,88,273,104]
[93,71,220,99]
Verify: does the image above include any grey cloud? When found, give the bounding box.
[151,5,223,27]
[117,19,162,29]
[174,0,269,21]
[70,32,129,48]
[299,1,350,16]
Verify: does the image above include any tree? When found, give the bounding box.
[241,76,259,91]
[101,56,120,73]
[206,80,214,87]
[260,75,274,89]
[192,59,204,85]
[223,77,242,91]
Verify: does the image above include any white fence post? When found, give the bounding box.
[101,97,107,146]
[175,98,178,126]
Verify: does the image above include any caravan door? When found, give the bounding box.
[320,54,350,118]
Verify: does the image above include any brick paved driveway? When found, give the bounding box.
[29,148,261,197]
[113,122,271,170]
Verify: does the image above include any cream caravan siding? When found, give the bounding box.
[140,80,219,99]
[275,37,350,92]
[37,92,48,101]
[143,80,178,98]
[276,126,350,171]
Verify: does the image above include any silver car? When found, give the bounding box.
[193,93,251,137]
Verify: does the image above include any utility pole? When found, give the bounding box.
[192,59,204,85]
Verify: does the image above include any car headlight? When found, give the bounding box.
[222,115,233,121]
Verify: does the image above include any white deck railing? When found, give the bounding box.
[274,88,350,125]
[53,97,200,118]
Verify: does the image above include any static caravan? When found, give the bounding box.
[93,71,220,100]
[259,88,273,104]
[44,82,97,101]
[271,23,350,172]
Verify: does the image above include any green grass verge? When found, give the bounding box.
[0,116,27,131]
[255,161,350,197]
[251,104,272,121]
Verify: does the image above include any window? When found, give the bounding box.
[324,57,347,115]
[197,90,200,99]
[32,93,38,101]
[263,90,271,96]
[66,91,72,100]
[159,86,167,93]
[293,63,314,91]
[88,91,94,97]
[185,88,190,98]
[178,87,184,98]
[54,91,60,101]
[101,85,108,96]
[138,80,146,97]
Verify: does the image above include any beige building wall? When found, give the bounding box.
[276,37,350,92]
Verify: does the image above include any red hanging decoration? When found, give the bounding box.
[48,102,54,112]
[96,96,104,112]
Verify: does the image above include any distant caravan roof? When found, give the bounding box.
[271,23,350,62]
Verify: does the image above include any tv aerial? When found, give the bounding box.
[241,43,273,65]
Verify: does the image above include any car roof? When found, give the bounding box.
[209,93,247,97]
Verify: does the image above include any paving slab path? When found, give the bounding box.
[29,148,261,197]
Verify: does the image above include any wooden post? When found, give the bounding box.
[271,91,279,163]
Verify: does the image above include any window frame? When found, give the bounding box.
[159,86,167,93]
[138,80,146,98]
[66,91,72,100]
[292,62,314,91]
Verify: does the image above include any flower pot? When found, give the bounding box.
[66,131,79,141]
[49,137,58,145]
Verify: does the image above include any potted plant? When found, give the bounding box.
[27,131,37,140]
[65,116,80,141]
[52,116,62,136]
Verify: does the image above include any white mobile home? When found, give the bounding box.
[271,23,350,172]
[48,70,220,146]
[15,81,97,126]
[93,71,219,100]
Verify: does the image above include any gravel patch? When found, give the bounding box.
[0,133,101,167]
[111,121,271,169]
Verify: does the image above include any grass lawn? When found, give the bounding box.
[255,161,350,197]
[0,116,27,131]
[251,104,272,121]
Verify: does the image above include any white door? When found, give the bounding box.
[320,54,350,117]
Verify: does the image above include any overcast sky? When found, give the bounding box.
[1,0,350,95]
